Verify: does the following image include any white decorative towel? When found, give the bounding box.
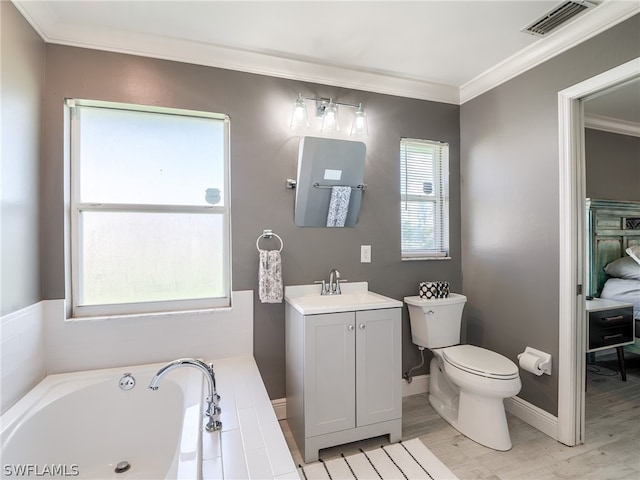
[326,186,351,227]
[258,249,283,303]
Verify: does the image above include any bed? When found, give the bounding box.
[586,199,640,337]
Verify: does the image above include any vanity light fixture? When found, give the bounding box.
[290,94,368,137]
[350,103,368,138]
[320,99,339,134]
[290,93,309,129]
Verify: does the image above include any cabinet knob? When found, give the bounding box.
[359,323,365,330]
[348,324,354,331]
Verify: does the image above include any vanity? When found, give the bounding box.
[284,282,402,462]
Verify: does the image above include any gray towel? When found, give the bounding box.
[326,186,351,227]
[258,249,283,303]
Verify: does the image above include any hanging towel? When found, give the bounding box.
[326,186,351,227]
[258,249,283,303]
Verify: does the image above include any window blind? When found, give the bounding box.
[400,138,449,259]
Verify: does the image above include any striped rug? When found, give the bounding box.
[298,438,458,480]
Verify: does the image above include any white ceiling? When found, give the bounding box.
[12,0,640,109]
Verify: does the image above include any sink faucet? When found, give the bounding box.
[328,268,342,295]
[149,358,222,432]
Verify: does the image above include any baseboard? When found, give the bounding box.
[402,374,429,397]
[272,375,429,421]
[402,377,560,442]
[272,397,287,421]
[273,379,558,443]
[505,395,559,441]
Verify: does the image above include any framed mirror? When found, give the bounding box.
[294,136,366,227]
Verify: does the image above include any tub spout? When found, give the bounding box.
[148,358,222,432]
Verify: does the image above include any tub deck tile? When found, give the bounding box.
[202,429,222,461]
[246,446,274,479]
[221,428,250,479]
[212,356,298,479]
[202,457,223,479]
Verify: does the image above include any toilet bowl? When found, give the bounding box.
[404,295,521,451]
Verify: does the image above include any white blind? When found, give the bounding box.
[400,138,449,259]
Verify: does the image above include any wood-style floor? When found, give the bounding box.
[280,349,640,480]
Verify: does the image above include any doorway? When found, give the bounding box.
[557,57,640,446]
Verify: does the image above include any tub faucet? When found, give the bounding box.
[148,358,222,432]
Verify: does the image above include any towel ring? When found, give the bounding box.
[256,229,283,252]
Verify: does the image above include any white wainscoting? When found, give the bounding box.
[43,290,254,374]
[0,302,46,413]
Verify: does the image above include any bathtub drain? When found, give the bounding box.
[114,461,131,474]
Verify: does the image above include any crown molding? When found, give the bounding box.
[11,0,459,105]
[459,1,640,104]
[585,113,640,137]
[49,33,463,105]
[12,0,638,106]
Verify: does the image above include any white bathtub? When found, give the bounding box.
[1,356,299,480]
[1,362,208,479]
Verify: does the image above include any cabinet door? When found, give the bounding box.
[355,308,401,427]
[304,312,356,437]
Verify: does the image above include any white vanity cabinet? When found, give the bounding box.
[285,303,402,463]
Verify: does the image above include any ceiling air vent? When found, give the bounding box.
[523,1,597,36]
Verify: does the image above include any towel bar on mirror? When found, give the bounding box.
[312,182,366,190]
[256,229,283,252]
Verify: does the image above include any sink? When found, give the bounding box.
[285,282,402,315]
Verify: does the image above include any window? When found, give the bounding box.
[400,138,449,260]
[68,99,230,317]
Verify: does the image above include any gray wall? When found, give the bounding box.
[15,1,638,414]
[460,15,640,415]
[585,128,640,201]
[1,1,44,316]
[41,45,461,398]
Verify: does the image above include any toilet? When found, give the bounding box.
[404,293,521,451]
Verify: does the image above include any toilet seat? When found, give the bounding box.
[442,345,519,380]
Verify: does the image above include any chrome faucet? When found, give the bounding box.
[316,269,347,295]
[148,358,222,432]
[327,268,344,295]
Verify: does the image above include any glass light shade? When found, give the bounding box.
[321,100,339,133]
[290,94,309,130]
[350,104,368,137]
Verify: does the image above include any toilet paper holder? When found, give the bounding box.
[517,347,552,376]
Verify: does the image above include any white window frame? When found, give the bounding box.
[67,99,231,318]
[400,138,450,260]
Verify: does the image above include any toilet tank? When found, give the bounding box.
[404,294,467,348]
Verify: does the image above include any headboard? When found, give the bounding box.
[586,199,640,297]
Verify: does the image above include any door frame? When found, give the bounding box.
[557,57,640,446]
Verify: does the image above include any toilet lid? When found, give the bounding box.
[443,345,519,379]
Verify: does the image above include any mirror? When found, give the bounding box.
[294,136,366,227]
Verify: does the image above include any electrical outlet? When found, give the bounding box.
[361,245,371,263]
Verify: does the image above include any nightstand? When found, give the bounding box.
[586,298,635,381]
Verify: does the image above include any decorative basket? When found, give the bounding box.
[419,281,450,299]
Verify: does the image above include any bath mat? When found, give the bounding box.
[298,438,458,480]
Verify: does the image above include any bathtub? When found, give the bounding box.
[1,362,208,479]
[1,356,299,479]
